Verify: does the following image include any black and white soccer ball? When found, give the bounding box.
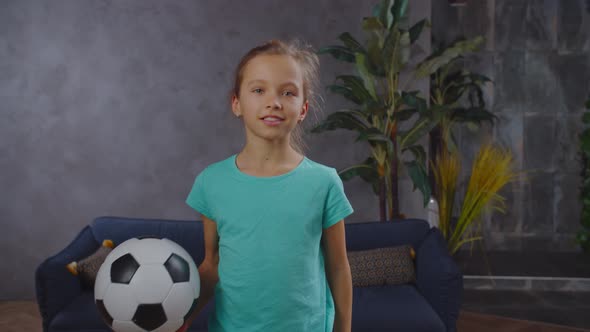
[94,236,200,332]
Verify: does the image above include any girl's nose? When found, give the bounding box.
[266,95,282,109]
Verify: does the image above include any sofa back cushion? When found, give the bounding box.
[90,216,205,266]
[344,219,430,251]
[347,245,416,286]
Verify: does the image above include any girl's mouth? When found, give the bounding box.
[261,116,284,126]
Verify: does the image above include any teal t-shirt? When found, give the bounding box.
[185,153,354,332]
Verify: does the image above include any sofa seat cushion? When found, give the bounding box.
[352,284,445,332]
[49,291,212,332]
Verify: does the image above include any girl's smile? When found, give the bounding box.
[232,54,308,138]
[261,116,284,126]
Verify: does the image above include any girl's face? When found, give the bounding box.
[232,54,308,142]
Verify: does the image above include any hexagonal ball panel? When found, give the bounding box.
[103,283,138,321]
[162,282,196,321]
[128,238,172,265]
[129,265,173,304]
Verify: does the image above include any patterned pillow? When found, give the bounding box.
[66,239,114,289]
[347,245,416,287]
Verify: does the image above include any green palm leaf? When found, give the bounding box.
[338,157,381,195]
[399,112,442,149]
[309,110,370,133]
[336,75,375,103]
[317,45,356,63]
[390,0,409,26]
[362,16,385,31]
[327,84,363,105]
[404,160,431,207]
[356,127,395,156]
[338,32,365,53]
[356,53,378,100]
[415,36,485,79]
[403,145,427,166]
[401,91,428,114]
[409,19,430,44]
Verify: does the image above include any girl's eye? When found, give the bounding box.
[283,91,295,96]
[253,88,263,94]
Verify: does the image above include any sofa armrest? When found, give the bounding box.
[35,225,99,332]
[415,228,463,332]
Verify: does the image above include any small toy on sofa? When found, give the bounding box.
[66,239,115,288]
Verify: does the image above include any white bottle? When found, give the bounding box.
[426,196,440,229]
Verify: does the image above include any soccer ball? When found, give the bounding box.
[94,236,200,332]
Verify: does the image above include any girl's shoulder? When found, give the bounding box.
[192,155,234,184]
[301,157,342,183]
[304,157,337,174]
[201,154,235,173]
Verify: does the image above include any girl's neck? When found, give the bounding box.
[236,145,303,175]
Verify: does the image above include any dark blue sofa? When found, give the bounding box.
[35,216,462,332]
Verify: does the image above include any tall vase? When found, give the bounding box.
[426,196,440,229]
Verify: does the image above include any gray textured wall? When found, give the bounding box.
[1,1,431,300]
[432,0,590,252]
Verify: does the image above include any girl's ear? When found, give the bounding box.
[300,100,309,118]
[231,95,240,116]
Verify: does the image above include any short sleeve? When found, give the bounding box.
[185,168,213,220]
[323,168,354,229]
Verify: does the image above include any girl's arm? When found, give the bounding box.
[322,220,353,332]
[178,215,220,332]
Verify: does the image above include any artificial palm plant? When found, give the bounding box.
[313,0,498,221]
[312,0,439,221]
[417,35,513,254]
[422,38,498,192]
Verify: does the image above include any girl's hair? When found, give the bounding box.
[231,39,322,155]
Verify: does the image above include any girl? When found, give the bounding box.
[182,39,354,332]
